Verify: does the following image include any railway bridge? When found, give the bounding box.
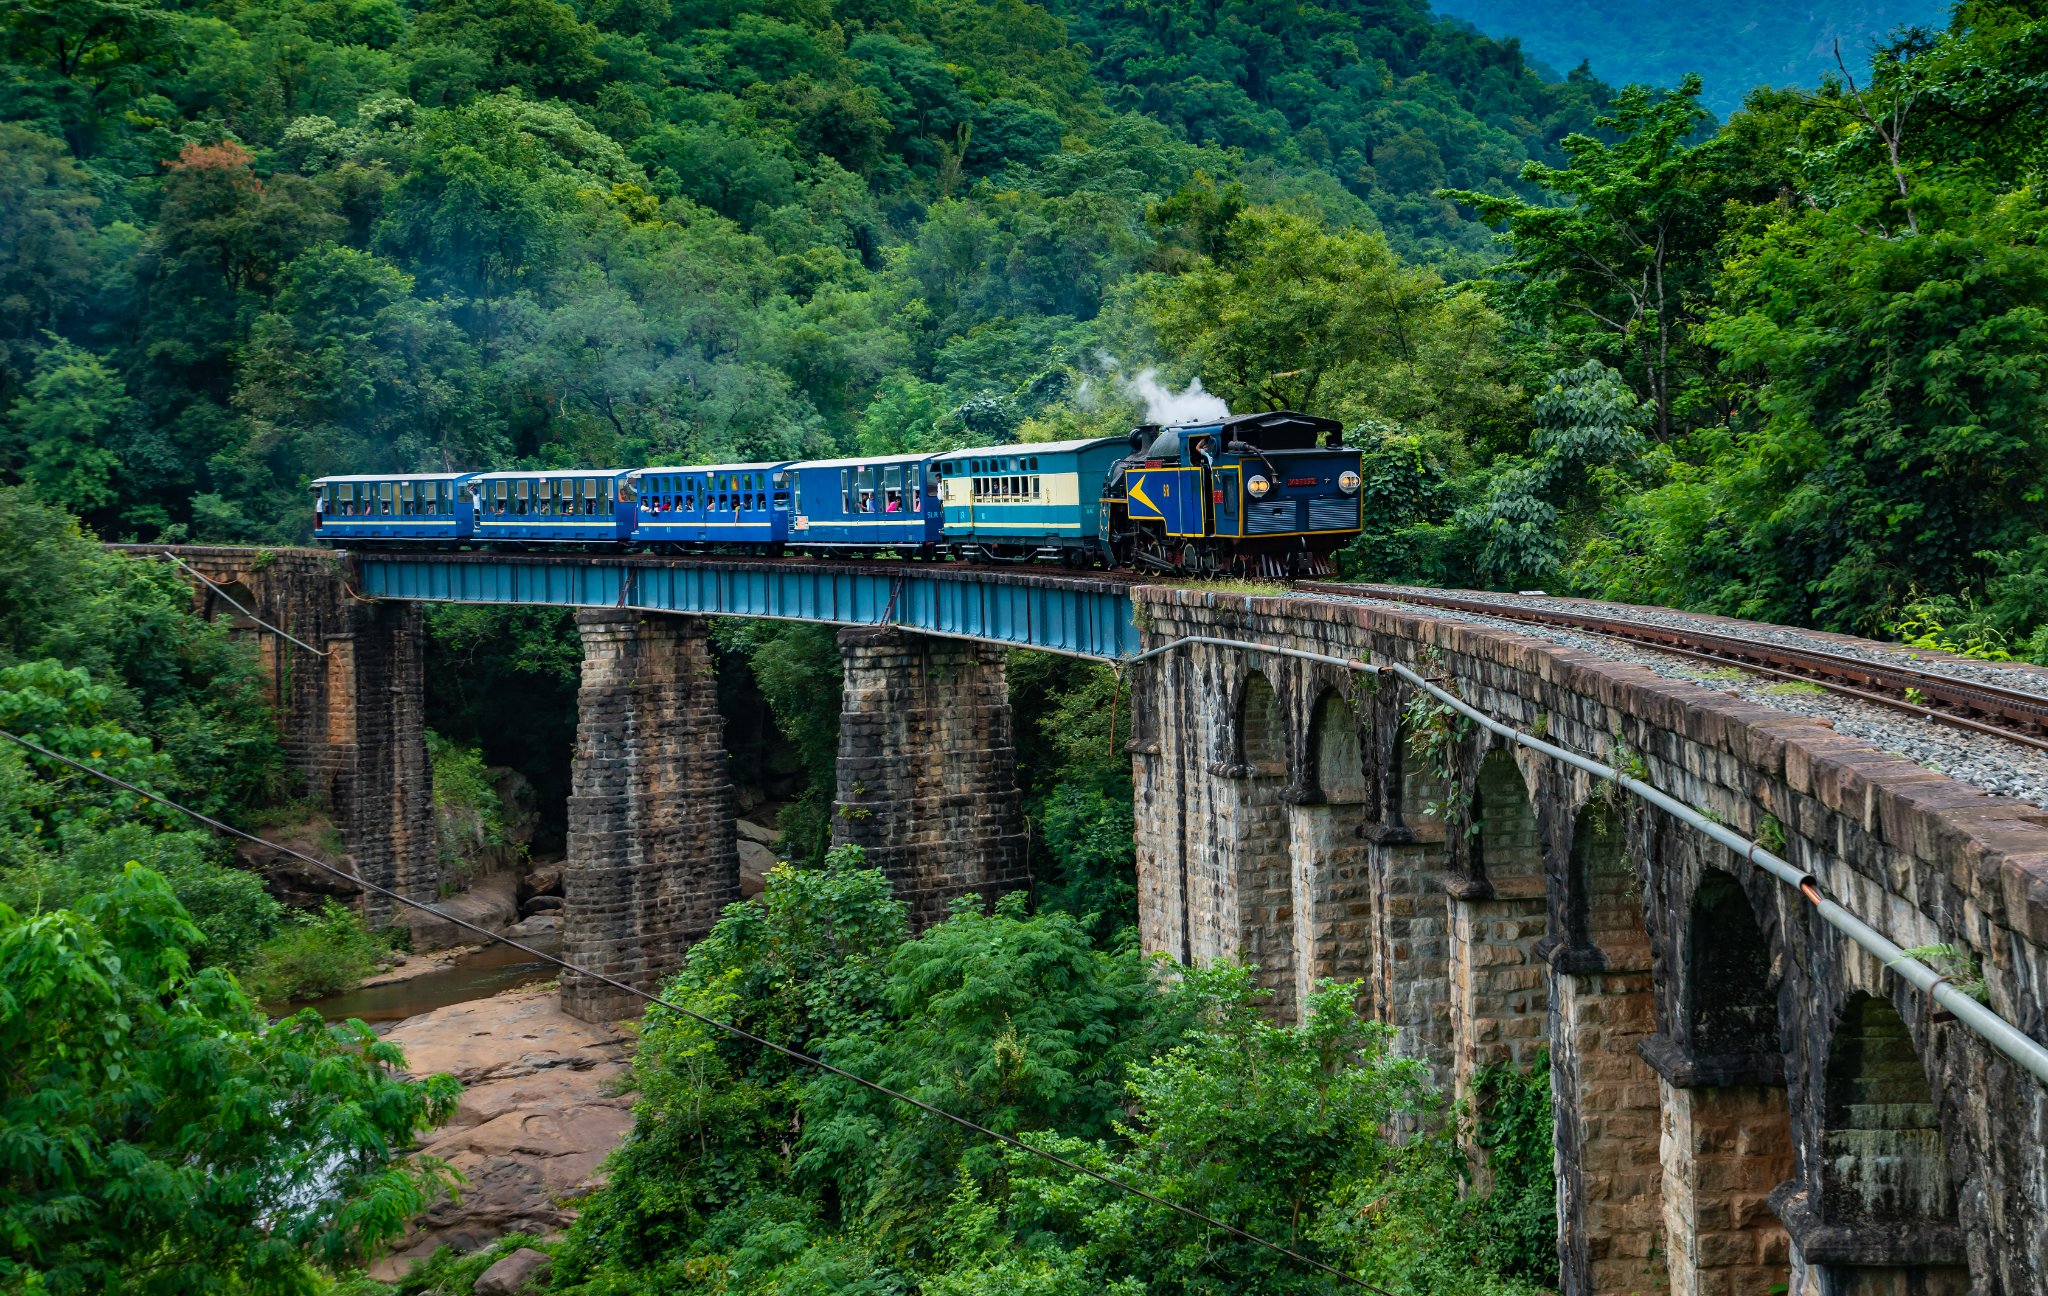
[135,545,2048,1296]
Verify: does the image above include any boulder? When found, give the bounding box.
[369,986,633,1281]
[521,862,564,902]
[738,838,778,897]
[507,913,561,938]
[736,818,782,847]
[522,895,564,914]
[235,815,361,908]
[474,1247,552,1296]
[409,871,519,950]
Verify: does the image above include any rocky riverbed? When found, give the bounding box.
[369,984,636,1280]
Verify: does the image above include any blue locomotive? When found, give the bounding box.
[311,409,1362,576]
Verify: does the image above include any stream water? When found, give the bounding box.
[285,936,562,1025]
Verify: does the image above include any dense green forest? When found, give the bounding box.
[6,0,2048,1290]
[1429,0,1950,113]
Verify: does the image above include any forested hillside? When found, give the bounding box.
[7,0,2048,1290]
[1430,0,1950,113]
[0,0,1606,545]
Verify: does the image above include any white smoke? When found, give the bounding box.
[1120,368,1231,424]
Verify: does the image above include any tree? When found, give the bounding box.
[0,866,460,1293]
[0,126,104,401]
[5,337,128,516]
[1454,360,1648,590]
[0,0,181,156]
[1444,77,1733,441]
[1139,206,1516,440]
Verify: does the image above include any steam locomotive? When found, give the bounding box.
[312,409,1363,576]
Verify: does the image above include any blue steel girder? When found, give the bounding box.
[351,554,1146,661]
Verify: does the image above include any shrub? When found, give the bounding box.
[428,729,507,879]
[247,899,387,1004]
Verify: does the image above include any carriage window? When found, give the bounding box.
[772,471,790,508]
[379,482,395,515]
[854,465,877,513]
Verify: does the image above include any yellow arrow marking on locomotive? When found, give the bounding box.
[1127,475,1159,517]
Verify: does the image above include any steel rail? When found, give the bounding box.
[1132,632,2048,1087]
[1303,583,2048,752]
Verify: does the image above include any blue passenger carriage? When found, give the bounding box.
[468,469,635,547]
[629,462,794,550]
[786,454,942,553]
[311,472,478,547]
[935,437,1128,565]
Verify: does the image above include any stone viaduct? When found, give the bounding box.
[150,548,2048,1296]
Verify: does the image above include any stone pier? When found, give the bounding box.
[163,548,440,935]
[831,627,1028,926]
[561,611,739,1021]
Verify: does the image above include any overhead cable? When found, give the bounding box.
[0,728,1393,1296]
[155,552,332,657]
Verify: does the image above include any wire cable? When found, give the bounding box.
[156,553,332,656]
[0,727,1393,1295]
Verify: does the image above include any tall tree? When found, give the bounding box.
[1444,76,1733,441]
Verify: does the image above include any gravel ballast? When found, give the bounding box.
[1301,589,2048,812]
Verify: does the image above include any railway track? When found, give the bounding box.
[1295,583,2048,755]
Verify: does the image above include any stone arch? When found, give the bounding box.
[1392,694,1451,830]
[1449,745,1548,1118]
[1474,746,1542,888]
[1235,672,1285,777]
[1821,993,1958,1227]
[1563,796,1643,967]
[1783,992,1971,1293]
[204,578,261,629]
[1688,870,1779,1061]
[1652,866,1794,1296]
[1289,687,1373,1021]
[1305,687,1368,803]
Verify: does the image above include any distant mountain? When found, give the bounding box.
[1427,0,1952,112]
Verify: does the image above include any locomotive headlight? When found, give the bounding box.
[1246,474,1271,498]
[1338,470,1361,495]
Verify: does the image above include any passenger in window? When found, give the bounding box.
[885,491,900,513]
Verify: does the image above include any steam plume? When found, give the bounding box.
[1122,369,1230,424]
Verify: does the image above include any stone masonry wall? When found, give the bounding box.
[161,547,440,933]
[1129,586,2048,1296]
[562,611,740,1022]
[831,627,1028,926]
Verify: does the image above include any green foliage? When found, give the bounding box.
[5,336,129,514]
[711,619,845,863]
[247,897,389,1004]
[422,603,579,846]
[1888,943,1989,1004]
[1456,360,1648,589]
[427,728,506,879]
[554,851,1551,1296]
[1008,652,1134,932]
[1137,206,1518,439]
[1466,1057,1560,1285]
[0,866,459,1294]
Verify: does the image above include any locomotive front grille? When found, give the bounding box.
[1307,498,1360,531]
[1246,500,1300,534]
